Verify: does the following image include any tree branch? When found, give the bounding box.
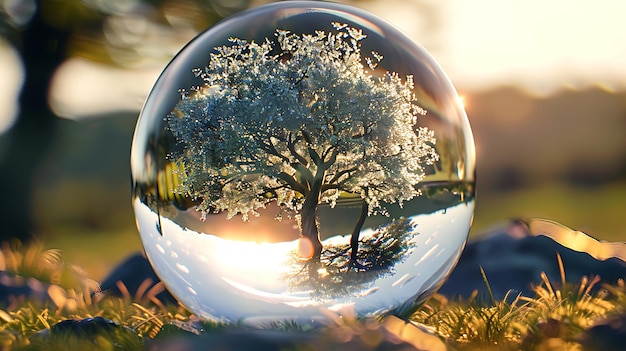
[222,170,261,184]
[322,149,338,169]
[321,142,339,160]
[323,166,358,191]
[287,133,309,167]
[294,67,308,85]
[350,121,376,140]
[259,140,290,164]
[277,172,308,195]
[301,130,322,167]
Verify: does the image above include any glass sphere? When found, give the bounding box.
[131,1,475,324]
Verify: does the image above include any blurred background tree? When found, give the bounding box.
[0,0,253,242]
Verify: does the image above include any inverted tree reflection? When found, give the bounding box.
[283,216,416,300]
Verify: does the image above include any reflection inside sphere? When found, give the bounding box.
[131,1,475,323]
[134,197,473,321]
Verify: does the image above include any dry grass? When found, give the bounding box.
[0,243,623,350]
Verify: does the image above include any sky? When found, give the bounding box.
[370,0,626,93]
[1,0,626,132]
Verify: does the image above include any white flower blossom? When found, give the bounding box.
[167,24,439,233]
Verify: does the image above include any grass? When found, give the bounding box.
[0,241,195,349]
[42,228,143,281]
[411,256,625,350]
[0,243,624,350]
[471,180,626,242]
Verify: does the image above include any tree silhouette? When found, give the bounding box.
[167,23,438,260]
[0,0,252,242]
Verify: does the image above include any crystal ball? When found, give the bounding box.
[131,1,475,324]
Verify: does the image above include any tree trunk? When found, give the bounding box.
[300,178,323,259]
[349,200,368,264]
[0,2,65,241]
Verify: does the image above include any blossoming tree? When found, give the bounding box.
[167,23,439,262]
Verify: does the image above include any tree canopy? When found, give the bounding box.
[167,23,438,258]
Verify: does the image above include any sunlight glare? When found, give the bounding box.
[457,95,466,109]
[298,237,314,259]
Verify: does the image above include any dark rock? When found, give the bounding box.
[439,219,626,300]
[0,272,50,307]
[580,313,626,351]
[520,318,568,350]
[99,252,177,304]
